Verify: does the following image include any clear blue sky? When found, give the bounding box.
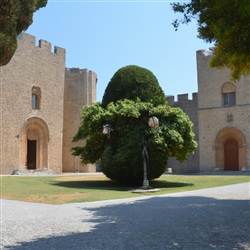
[27,0,213,102]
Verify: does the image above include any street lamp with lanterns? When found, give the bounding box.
[103,124,113,139]
[141,116,159,189]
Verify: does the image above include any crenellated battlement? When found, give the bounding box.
[18,32,65,55]
[166,92,199,174]
[65,67,97,105]
[167,92,198,107]
[65,67,96,76]
[66,68,88,75]
[196,49,214,65]
[196,49,212,57]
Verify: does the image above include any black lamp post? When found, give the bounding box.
[102,117,159,190]
[141,116,159,189]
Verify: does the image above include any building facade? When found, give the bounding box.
[1,33,249,174]
[166,93,199,174]
[167,50,250,173]
[197,50,249,172]
[0,33,97,174]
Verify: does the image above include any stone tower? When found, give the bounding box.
[197,50,250,171]
[0,33,65,173]
[166,50,249,173]
[166,93,199,173]
[0,33,97,174]
[62,68,97,172]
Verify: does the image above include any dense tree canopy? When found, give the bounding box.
[172,0,250,80]
[0,0,47,66]
[73,65,197,184]
[72,100,197,184]
[102,65,166,107]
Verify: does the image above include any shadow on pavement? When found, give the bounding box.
[5,195,250,250]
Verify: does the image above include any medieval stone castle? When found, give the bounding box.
[0,33,97,174]
[0,33,249,174]
[167,50,250,173]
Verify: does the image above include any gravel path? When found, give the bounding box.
[1,182,250,250]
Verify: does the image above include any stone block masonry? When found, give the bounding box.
[165,49,249,174]
[1,33,248,174]
[196,50,250,172]
[0,33,97,174]
[62,68,97,172]
[166,93,199,174]
[0,33,66,174]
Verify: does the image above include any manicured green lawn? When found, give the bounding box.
[0,174,249,204]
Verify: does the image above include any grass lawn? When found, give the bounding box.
[0,174,249,204]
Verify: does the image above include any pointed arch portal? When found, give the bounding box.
[19,117,49,170]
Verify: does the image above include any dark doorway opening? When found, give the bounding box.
[27,140,36,169]
[224,139,238,171]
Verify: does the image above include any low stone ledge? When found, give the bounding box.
[131,188,160,193]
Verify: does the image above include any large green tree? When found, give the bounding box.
[73,66,197,185]
[73,100,197,184]
[172,0,250,80]
[0,0,47,66]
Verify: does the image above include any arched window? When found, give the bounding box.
[31,85,41,110]
[221,82,236,106]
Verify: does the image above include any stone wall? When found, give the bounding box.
[2,33,247,175]
[197,50,250,171]
[0,33,65,174]
[62,68,97,172]
[166,93,199,174]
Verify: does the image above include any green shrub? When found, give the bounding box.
[102,65,166,107]
[73,100,197,185]
[73,65,197,184]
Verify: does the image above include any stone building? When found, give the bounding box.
[196,50,249,172]
[167,50,250,173]
[166,93,199,174]
[0,33,97,174]
[1,33,249,175]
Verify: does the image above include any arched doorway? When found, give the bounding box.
[19,117,49,170]
[224,139,239,170]
[215,127,246,171]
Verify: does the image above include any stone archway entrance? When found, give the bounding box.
[215,127,246,171]
[19,117,49,170]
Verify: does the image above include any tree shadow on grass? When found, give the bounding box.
[51,180,136,191]
[50,179,193,191]
[151,180,193,189]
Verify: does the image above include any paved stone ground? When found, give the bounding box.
[1,182,250,250]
